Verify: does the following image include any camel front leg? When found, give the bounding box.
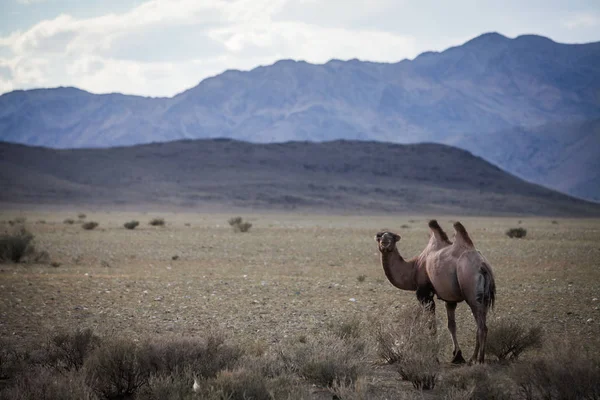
[445,302,465,364]
[416,286,436,333]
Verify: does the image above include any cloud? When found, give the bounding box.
[563,12,600,29]
[0,0,423,97]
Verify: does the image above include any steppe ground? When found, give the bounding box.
[1,210,599,395]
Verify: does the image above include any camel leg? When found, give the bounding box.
[468,304,488,364]
[416,286,436,334]
[445,302,465,364]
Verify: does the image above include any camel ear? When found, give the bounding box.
[375,232,383,242]
[392,233,401,242]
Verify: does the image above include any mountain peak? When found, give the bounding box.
[463,32,510,46]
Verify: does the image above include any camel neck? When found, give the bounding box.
[380,248,418,291]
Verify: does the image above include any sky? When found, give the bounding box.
[0,0,599,97]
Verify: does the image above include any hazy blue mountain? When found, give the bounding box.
[448,119,600,202]
[1,32,599,199]
[1,139,598,216]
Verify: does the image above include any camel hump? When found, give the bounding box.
[428,219,451,244]
[453,222,474,247]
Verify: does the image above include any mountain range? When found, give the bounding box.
[1,32,599,201]
[1,139,598,216]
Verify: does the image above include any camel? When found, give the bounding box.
[375,221,496,364]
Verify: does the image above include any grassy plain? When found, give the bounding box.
[1,211,599,398]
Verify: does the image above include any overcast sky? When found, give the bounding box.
[0,0,599,97]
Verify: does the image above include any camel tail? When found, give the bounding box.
[478,262,496,311]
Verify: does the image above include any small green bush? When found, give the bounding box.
[124,221,140,230]
[506,227,527,238]
[228,217,252,233]
[149,218,165,226]
[0,228,34,263]
[82,221,98,230]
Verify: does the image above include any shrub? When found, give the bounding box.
[0,366,93,400]
[279,334,367,389]
[441,364,515,400]
[84,339,150,399]
[486,318,543,361]
[228,217,252,233]
[123,221,139,230]
[0,228,34,263]
[208,369,271,400]
[357,274,366,283]
[512,354,600,400]
[330,317,362,340]
[8,217,26,226]
[82,222,99,230]
[375,306,439,390]
[78,213,87,219]
[138,334,243,379]
[64,218,75,225]
[149,218,165,226]
[506,227,527,238]
[49,328,101,370]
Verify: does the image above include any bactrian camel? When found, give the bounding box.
[375,220,496,364]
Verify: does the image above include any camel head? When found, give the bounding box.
[375,231,401,252]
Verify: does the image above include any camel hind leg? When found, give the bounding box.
[445,302,465,364]
[468,303,488,364]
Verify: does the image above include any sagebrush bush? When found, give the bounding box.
[0,227,34,263]
[138,334,243,379]
[357,274,366,283]
[124,221,140,230]
[64,218,75,224]
[228,216,252,233]
[78,213,87,219]
[330,317,362,340]
[375,306,439,390]
[511,343,600,400]
[280,334,367,389]
[506,227,527,238]
[487,318,543,361]
[82,222,99,230]
[441,364,515,400]
[84,339,150,399]
[0,367,93,400]
[149,218,165,226]
[49,328,102,370]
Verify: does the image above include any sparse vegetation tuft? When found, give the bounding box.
[357,274,366,283]
[511,344,600,400]
[149,218,165,226]
[375,306,439,390]
[506,227,527,238]
[228,216,252,233]
[487,318,543,361]
[64,218,75,224]
[0,227,34,263]
[49,328,102,371]
[82,221,99,230]
[124,220,140,230]
[78,213,87,220]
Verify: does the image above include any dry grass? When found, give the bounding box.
[0,211,599,399]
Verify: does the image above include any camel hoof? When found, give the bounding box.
[451,350,466,364]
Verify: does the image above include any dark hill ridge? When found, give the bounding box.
[1,33,600,200]
[0,139,598,216]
